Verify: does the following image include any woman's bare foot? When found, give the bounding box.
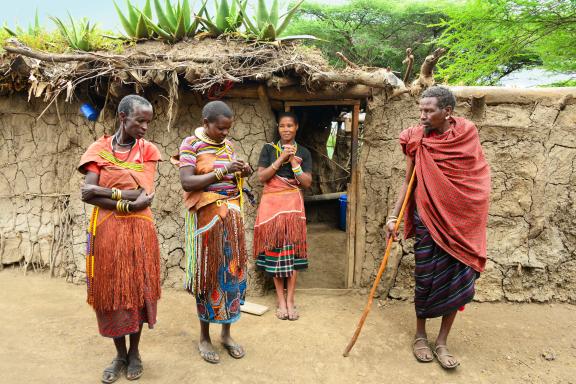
[287,301,299,321]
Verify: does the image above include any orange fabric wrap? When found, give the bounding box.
[253,176,307,258]
[78,135,162,312]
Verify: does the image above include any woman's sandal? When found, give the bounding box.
[222,343,246,359]
[276,307,288,320]
[412,338,434,363]
[198,345,220,364]
[101,357,127,384]
[126,354,144,381]
[433,344,460,369]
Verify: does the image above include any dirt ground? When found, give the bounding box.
[300,222,347,289]
[1,269,575,384]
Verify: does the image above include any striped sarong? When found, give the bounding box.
[256,244,308,278]
[414,210,478,318]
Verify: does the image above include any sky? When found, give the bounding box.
[0,0,350,32]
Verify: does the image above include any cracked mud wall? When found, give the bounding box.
[0,93,275,295]
[358,90,576,302]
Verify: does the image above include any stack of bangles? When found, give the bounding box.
[116,200,131,213]
[292,165,303,177]
[386,215,398,226]
[111,187,122,201]
[214,165,229,181]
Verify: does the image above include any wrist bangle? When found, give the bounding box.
[271,163,279,171]
[386,218,398,226]
[292,165,303,176]
[111,188,122,201]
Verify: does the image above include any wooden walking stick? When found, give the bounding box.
[343,166,417,357]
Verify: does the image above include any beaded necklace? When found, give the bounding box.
[195,127,225,146]
[194,127,244,212]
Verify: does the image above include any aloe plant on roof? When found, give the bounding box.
[50,13,97,51]
[3,9,42,37]
[240,0,309,41]
[113,0,153,39]
[138,0,206,43]
[196,0,246,36]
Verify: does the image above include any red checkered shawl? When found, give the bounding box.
[400,117,491,272]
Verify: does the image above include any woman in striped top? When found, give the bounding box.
[178,101,253,364]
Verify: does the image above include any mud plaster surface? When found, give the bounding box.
[0,94,276,295]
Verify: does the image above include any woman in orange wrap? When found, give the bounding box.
[79,95,161,383]
[254,112,312,321]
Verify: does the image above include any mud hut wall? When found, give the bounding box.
[0,93,276,294]
[359,91,576,302]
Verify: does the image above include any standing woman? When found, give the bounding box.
[78,95,161,383]
[178,100,252,364]
[253,112,312,321]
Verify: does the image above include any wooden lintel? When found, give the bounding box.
[224,85,372,101]
[285,99,361,108]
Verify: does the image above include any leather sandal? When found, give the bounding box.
[433,344,460,369]
[412,337,433,363]
[101,357,127,384]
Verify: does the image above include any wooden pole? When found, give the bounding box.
[342,166,417,357]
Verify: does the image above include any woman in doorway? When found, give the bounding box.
[78,94,161,383]
[254,112,313,321]
[178,100,253,364]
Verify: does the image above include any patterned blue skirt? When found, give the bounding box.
[414,210,478,318]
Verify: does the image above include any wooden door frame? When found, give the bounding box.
[284,99,361,288]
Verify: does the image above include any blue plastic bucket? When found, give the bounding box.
[339,194,347,231]
[80,103,99,121]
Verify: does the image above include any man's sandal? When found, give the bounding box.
[101,357,127,384]
[433,344,460,369]
[412,338,434,363]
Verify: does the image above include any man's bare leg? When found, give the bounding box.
[413,317,433,362]
[434,311,459,368]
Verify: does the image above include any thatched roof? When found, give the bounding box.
[1,38,402,101]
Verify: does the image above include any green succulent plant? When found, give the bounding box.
[113,0,153,39]
[138,0,206,42]
[50,13,97,51]
[240,0,307,41]
[3,9,42,37]
[196,0,246,36]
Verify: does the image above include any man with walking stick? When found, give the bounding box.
[386,86,491,369]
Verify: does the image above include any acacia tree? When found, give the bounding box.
[286,0,447,76]
[436,0,576,85]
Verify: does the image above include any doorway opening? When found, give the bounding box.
[281,100,362,289]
